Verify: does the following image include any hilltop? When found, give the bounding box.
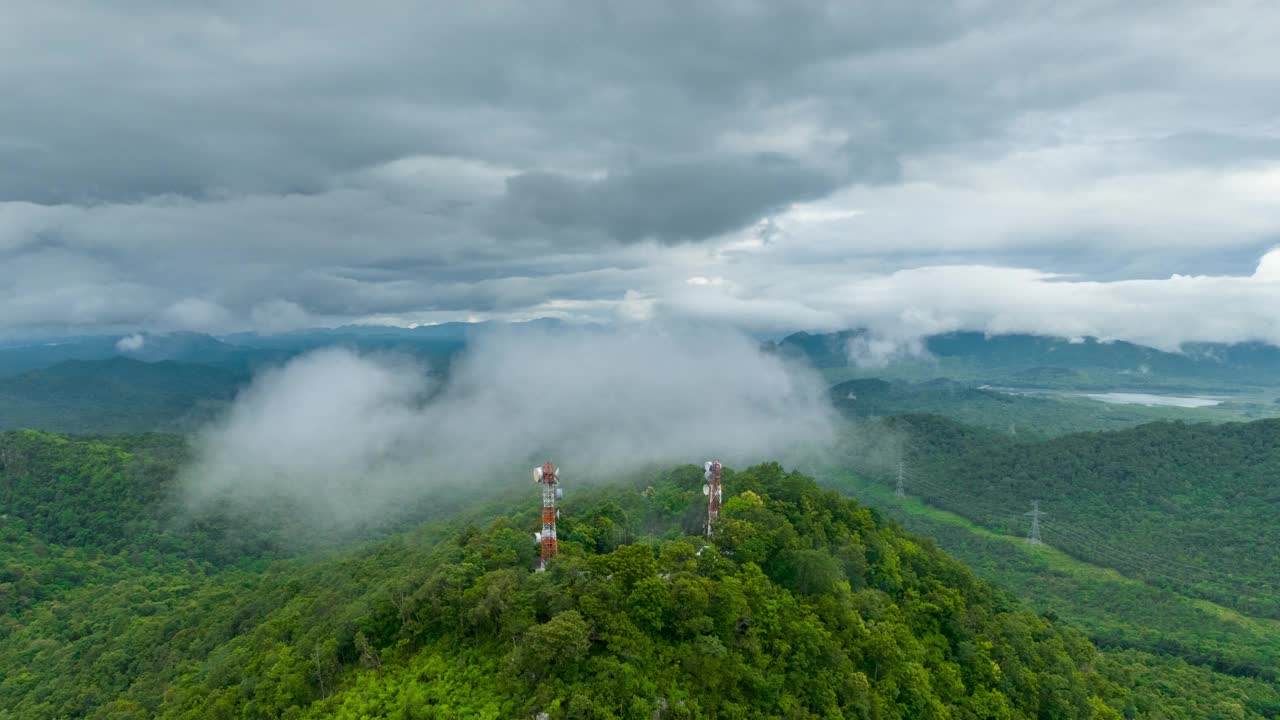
[3,431,1277,717]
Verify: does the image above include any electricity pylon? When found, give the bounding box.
[1025,500,1045,545]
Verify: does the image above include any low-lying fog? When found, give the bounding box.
[179,325,839,530]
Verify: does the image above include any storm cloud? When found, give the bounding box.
[496,153,844,244]
[2,2,1280,346]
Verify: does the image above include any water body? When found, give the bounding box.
[983,386,1228,408]
[1080,392,1222,408]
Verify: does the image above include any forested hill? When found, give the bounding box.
[0,358,246,433]
[5,432,1278,717]
[882,415,1280,622]
[0,437,1210,719]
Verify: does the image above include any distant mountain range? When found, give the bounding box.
[221,317,570,348]
[773,330,1280,389]
[8,323,1279,380]
[0,357,247,434]
[3,324,1279,434]
[0,320,565,432]
[0,332,283,377]
[0,322,518,377]
[0,319,600,374]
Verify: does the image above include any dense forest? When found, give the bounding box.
[870,416,1280,621]
[827,464,1280,685]
[0,360,245,434]
[3,431,1279,718]
[821,413,1280,690]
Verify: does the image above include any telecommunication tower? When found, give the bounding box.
[895,460,906,498]
[533,462,562,571]
[1025,499,1045,545]
[703,461,723,538]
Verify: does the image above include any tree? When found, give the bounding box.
[516,610,592,680]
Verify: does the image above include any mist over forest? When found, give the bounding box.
[179,326,837,531]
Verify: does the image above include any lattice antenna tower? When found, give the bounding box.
[1025,499,1045,545]
[533,462,562,571]
[703,461,723,539]
[895,459,906,498]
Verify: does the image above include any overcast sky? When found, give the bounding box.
[2,2,1279,348]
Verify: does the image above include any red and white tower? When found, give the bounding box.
[702,461,722,538]
[533,462,561,571]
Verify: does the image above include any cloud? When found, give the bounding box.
[845,334,929,369]
[248,300,312,335]
[115,333,145,353]
[494,153,843,244]
[160,298,235,334]
[664,248,1280,351]
[1,3,1279,345]
[180,325,837,529]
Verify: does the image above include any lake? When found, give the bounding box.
[1080,392,1222,408]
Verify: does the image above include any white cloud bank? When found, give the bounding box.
[115,333,145,352]
[663,247,1280,352]
[181,326,836,528]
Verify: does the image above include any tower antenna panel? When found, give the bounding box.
[703,460,723,539]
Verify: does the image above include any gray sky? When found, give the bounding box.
[3,1,1280,348]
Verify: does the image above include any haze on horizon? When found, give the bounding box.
[3,2,1280,351]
